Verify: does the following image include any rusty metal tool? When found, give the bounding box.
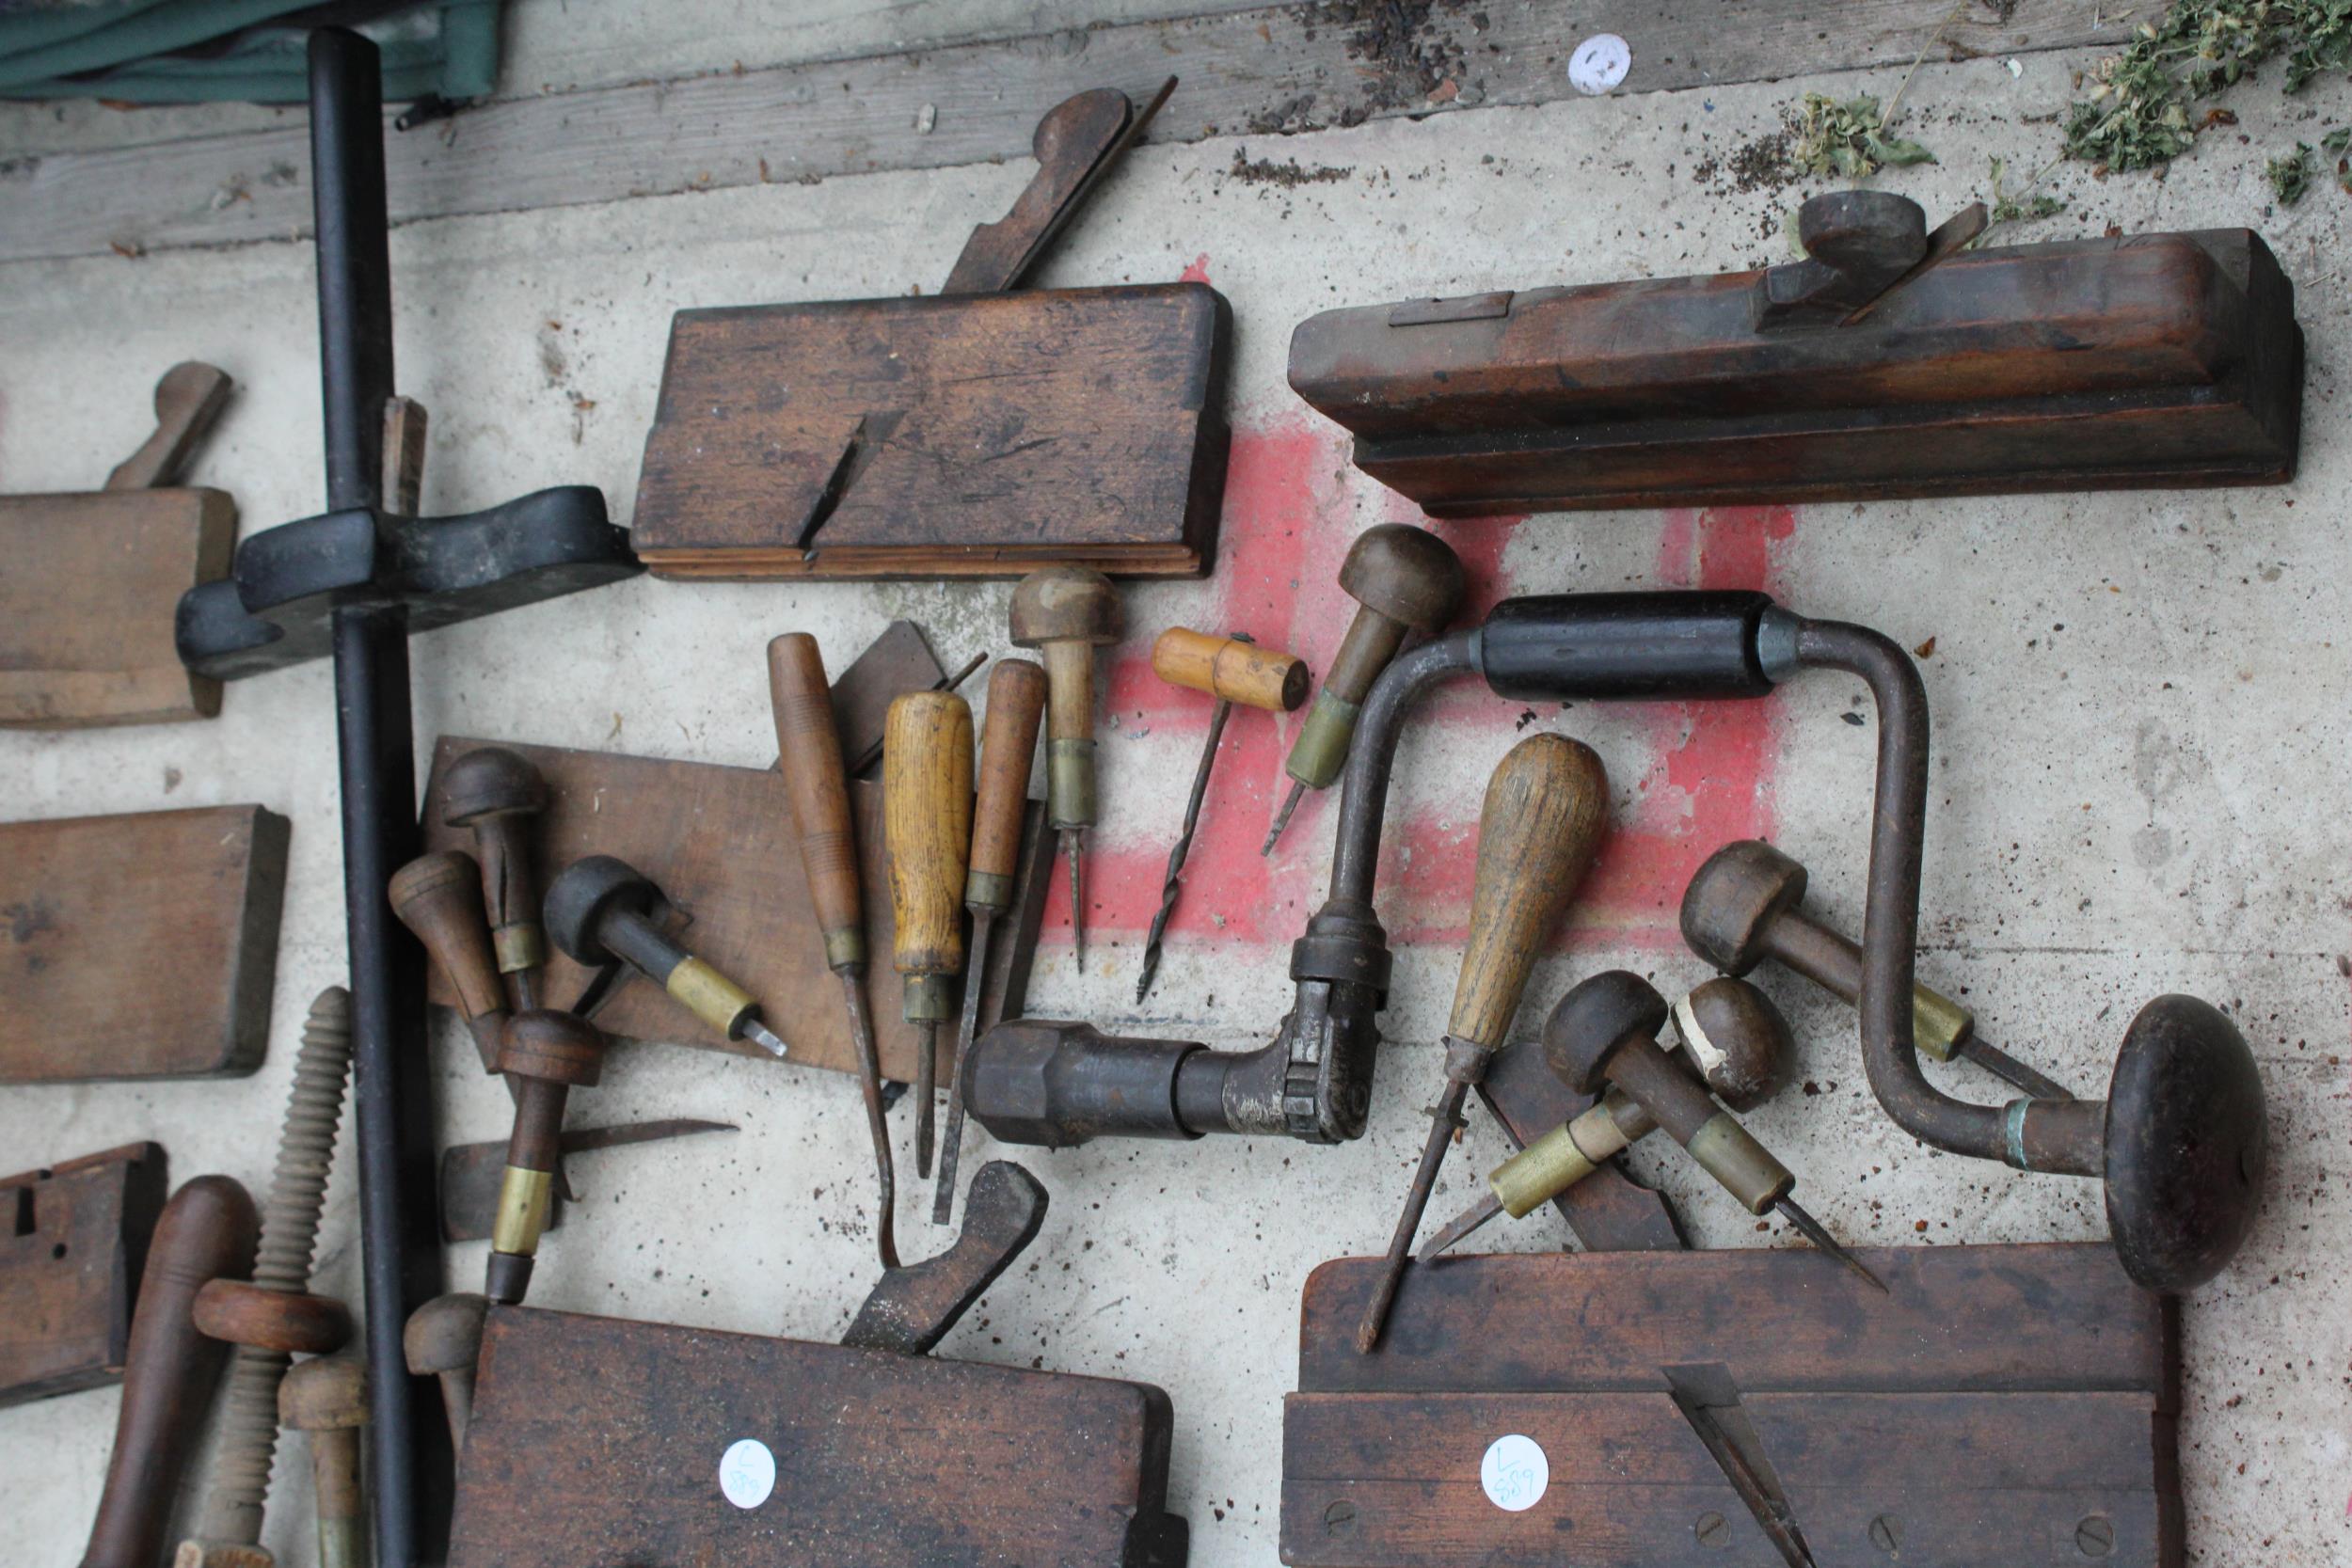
[1009,567,1121,970]
[771,631,900,1268]
[1136,628,1309,1005]
[1664,1361,1820,1568]
[438,1119,737,1243]
[934,659,1048,1225]
[1682,839,2073,1100]
[482,1012,610,1305]
[1546,971,1884,1292]
[1422,976,1795,1259]
[1263,525,1463,856]
[543,854,787,1055]
[884,690,976,1179]
[1357,733,1610,1353]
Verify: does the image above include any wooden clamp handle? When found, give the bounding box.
[103,361,232,492]
[884,691,975,978]
[1447,734,1610,1050]
[769,632,865,970]
[389,849,508,1070]
[969,659,1048,898]
[80,1174,260,1568]
[1152,627,1310,712]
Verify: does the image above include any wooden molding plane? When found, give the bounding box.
[449,1163,1188,1565]
[0,1142,168,1407]
[1283,1244,2180,1567]
[0,805,289,1083]
[631,83,1232,580]
[1290,194,2302,515]
[0,362,236,728]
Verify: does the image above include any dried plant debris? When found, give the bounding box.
[1986,156,2067,225]
[1792,93,1937,180]
[2326,124,2352,189]
[2267,142,2314,202]
[2064,1,2352,172]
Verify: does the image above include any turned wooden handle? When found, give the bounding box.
[1151,627,1310,712]
[769,633,865,965]
[969,659,1047,893]
[390,850,508,1038]
[80,1175,260,1568]
[103,361,232,492]
[884,692,975,977]
[1447,734,1610,1049]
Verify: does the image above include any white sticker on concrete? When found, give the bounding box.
[719,1437,776,1509]
[1567,34,1631,95]
[1480,1433,1549,1512]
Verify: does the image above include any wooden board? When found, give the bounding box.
[0,3,2134,263]
[419,737,1056,1084]
[449,1305,1188,1566]
[1290,230,2302,514]
[632,284,1230,580]
[0,806,289,1083]
[0,1143,167,1408]
[0,487,234,728]
[1285,1245,2180,1568]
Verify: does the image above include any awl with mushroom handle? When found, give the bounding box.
[1357,732,1609,1353]
[885,689,975,1180]
[482,1011,610,1305]
[543,854,787,1055]
[1009,566,1122,969]
[771,630,901,1268]
[441,746,552,1011]
[1263,524,1464,855]
[1422,976,1796,1258]
[934,658,1048,1225]
[1135,628,1309,1005]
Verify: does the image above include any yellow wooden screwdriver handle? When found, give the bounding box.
[1446,733,1610,1048]
[884,691,975,1013]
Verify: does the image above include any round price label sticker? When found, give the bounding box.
[719,1437,776,1510]
[1480,1433,1549,1513]
[1567,33,1631,95]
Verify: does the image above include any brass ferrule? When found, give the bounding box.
[1283,691,1362,792]
[1686,1112,1793,1214]
[1046,737,1097,830]
[490,1165,555,1256]
[491,922,548,974]
[1911,982,1972,1062]
[1491,1120,1597,1218]
[318,1517,365,1568]
[903,974,954,1023]
[964,870,1014,913]
[666,955,758,1037]
[821,927,866,971]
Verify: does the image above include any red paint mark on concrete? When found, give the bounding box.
[1179,253,1213,284]
[1044,415,1798,963]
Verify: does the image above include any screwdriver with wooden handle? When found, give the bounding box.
[1356,732,1609,1353]
[934,658,1047,1225]
[770,631,900,1269]
[884,690,975,1180]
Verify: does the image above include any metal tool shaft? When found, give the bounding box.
[1772,1196,1886,1292]
[1261,780,1306,856]
[840,971,898,1270]
[933,908,998,1226]
[1961,1035,2073,1101]
[1135,696,1233,1004]
[1062,829,1088,970]
[1418,1188,1502,1260]
[1356,1079,1470,1353]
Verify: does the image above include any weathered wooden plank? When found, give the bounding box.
[0,805,289,1082]
[1296,1244,2176,1398]
[451,1305,1186,1566]
[0,2,2132,263]
[0,1142,167,1408]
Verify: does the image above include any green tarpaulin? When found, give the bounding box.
[0,1,501,103]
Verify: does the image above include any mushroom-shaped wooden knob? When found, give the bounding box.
[278,1357,368,1568]
[1543,970,1673,1096]
[1678,838,1808,976]
[1338,521,1466,635]
[441,745,551,1006]
[389,848,510,1075]
[1670,976,1795,1113]
[191,1279,352,1356]
[1009,564,1123,652]
[405,1291,490,1449]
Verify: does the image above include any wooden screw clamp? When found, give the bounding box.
[1356,732,1609,1352]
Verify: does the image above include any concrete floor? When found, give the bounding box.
[3,7,2349,1565]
